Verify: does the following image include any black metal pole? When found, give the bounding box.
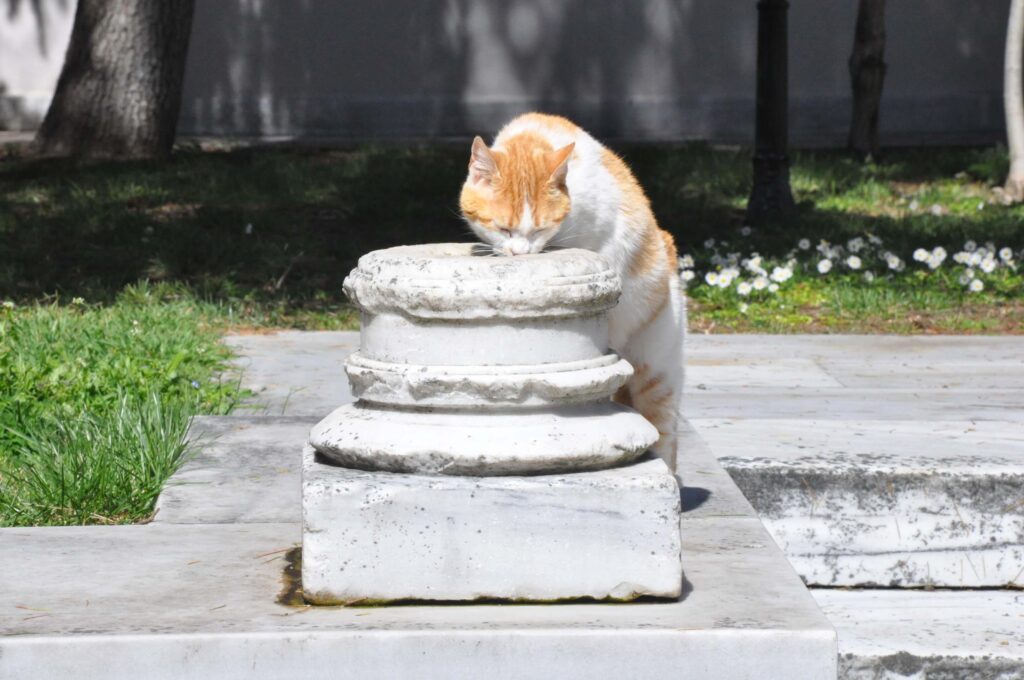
[746,0,795,225]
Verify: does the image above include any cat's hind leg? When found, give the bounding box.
[614,279,685,471]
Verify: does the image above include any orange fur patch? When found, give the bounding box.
[460,131,572,233]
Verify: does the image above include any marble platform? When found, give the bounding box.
[227,332,1024,588]
[0,416,837,680]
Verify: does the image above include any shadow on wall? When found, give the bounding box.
[183,0,473,139]
[180,0,761,141]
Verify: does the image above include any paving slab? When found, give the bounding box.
[686,358,844,389]
[684,334,1024,364]
[684,388,1024,422]
[155,416,316,524]
[695,417,1024,587]
[813,589,1024,680]
[225,331,355,417]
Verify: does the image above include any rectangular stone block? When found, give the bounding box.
[302,445,683,603]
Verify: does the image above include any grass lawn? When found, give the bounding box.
[2,142,1022,333]
[0,286,241,526]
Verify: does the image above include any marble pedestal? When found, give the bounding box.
[302,446,683,604]
[303,244,682,603]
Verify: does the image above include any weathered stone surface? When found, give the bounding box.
[224,330,355,417]
[0,515,836,680]
[361,311,610,366]
[310,244,659,477]
[814,590,1024,680]
[346,351,633,408]
[696,417,1024,587]
[309,402,658,476]
[343,243,621,320]
[154,416,315,524]
[303,445,682,603]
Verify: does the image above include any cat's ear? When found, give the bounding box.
[546,143,575,188]
[468,136,498,186]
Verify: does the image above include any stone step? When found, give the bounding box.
[813,589,1024,679]
[0,416,837,679]
[690,417,1024,588]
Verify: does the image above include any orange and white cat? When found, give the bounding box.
[460,113,685,469]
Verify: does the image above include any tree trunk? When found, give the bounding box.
[847,0,886,159]
[1005,0,1024,201]
[34,0,195,160]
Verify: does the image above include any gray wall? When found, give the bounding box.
[1,0,1011,145]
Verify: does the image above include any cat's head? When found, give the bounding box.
[460,135,574,256]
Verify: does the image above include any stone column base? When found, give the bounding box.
[301,445,683,604]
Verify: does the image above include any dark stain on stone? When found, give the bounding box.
[879,651,925,675]
[277,547,306,607]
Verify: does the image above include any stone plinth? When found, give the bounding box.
[304,243,681,603]
[303,446,683,603]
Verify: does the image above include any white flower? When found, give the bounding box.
[740,225,753,237]
[704,271,719,286]
[929,204,944,216]
[847,237,865,253]
[704,238,716,248]
[958,271,974,285]
[845,255,862,270]
[977,202,985,211]
[927,247,947,269]
[968,279,984,293]
[798,238,811,250]
[678,255,695,269]
[868,234,883,245]
[737,281,753,296]
[863,271,875,283]
[999,247,1014,262]
[752,276,769,290]
[1,300,14,310]
[744,255,763,273]
[71,297,85,305]
[769,266,793,283]
[913,248,930,262]
[884,252,902,270]
[980,257,997,274]
[964,240,977,252]
[768,283,780,293]
[908,199,920,211]
[738,302,749,313]
[718,267,739,288]
[681,270,695,283]
[817,259,833,274]
[968,251,983,267]
[953,251,970,264]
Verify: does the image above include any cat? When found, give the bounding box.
[460,112,685,470]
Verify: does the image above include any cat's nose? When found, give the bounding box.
[508,237,531,255]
